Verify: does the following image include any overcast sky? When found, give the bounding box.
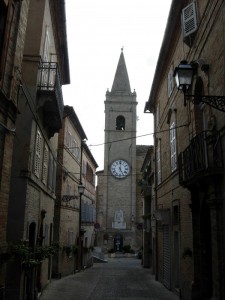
[62,0,172,170]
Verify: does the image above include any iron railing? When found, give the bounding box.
[38,62,64,121]
[178,131,224,186]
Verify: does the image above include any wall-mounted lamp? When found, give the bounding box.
[173,60,225,112]
[78,184,85,195]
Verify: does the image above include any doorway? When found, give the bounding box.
[114,234,123,252]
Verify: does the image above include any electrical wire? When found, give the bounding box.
[16,69,189,183]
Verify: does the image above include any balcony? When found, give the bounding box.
[178,131,224,187]
[37,62,64,137]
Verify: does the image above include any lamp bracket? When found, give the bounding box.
[185,95,225,112]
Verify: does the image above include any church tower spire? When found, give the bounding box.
[98,49,138,254]
[111,48,131,93]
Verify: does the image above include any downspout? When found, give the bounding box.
[154,143,159,281]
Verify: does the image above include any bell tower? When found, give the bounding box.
[100,49,138,251]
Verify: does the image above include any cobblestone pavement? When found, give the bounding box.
[40,258,179,300]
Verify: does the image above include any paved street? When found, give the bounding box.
[40,258,179,300]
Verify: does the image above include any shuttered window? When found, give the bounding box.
[156,104,160,128]
[66,129,71,148]
[52,160,56,192]
[0,1,14,81]
[182,2,197,38]
[163,225,171,289]
[34,130,42,178]
[167,67,174,97]
[43,27,50,62]
[156,141,161,185]
[68,230,74,246]
[42,144,49,184]
[170,122,177,172]
[47,153,53,189]
[66,182,71,195]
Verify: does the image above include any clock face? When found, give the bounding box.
[110,160,130,178]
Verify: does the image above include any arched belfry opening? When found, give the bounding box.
[116,115,125,130]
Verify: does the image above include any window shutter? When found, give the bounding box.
[52,160,57,192]
[47,153,53,189]
[68,230,74,246]
[72,139,76,156]
[156,104,160,128]
[43,27,50,62]
[170,122,177,172]
[66,129,69,147]
[93,207,96,223]
[157,141,161,185]
[67,182,71,195]
[182,2,197,38]
[42,144,49,184]
[34,130,42,178]
[167,67,174,97]
[68,132,72,149]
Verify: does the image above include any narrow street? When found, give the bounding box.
[40,258,179,300]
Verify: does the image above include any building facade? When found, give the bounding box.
[81,142,98,267]
[6,0,70,299]
[140,146,154,269]
[135,145,150,257]
[53,105,87,278]
[0,1,30,296]
[145,0,225,299]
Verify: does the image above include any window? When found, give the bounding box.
[47,153,56,193]
[43,27,50,62]
[34,130,42,178]
[0,1,14,81]
[68,230,74,246]
[0,1,7,68]
[82,160,87,176]
[66,129,72,148]
[156,140,161,185]
[167,66,174,97]
[42,144,49,184]
[72,139,76,156]
[86,163,94,184]
[116,115,125,130]
[52,160,57,192]
[66,130,80,159]
[173,205,180,226]
[66,182,71,195]
[155,104,160,128]
[170,122,177,172]
[47,153,53,189]
[182,2,198,47]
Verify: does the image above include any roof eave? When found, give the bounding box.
[148,0,186,110]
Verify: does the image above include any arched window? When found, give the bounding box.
[116,115,125,130]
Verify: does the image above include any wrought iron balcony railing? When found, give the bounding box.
[37,62,64,137]
[178,131,224,187]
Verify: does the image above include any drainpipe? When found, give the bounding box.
[154,140,159,281]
